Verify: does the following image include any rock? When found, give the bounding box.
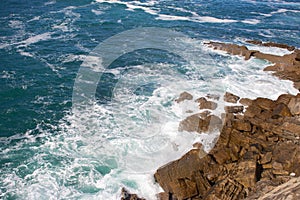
[246,40,262,45]
[260,152,272,164]
[225,106,244,113]
[224,92,240,103]
[121,188,145,200]
[272,103,292,118]
[288,95,300,115]
[251,177,300,200]
[255,98,275,111]
[276,94,293,105]
[196,97,218,110]
[231,160,258,188]
[175,92,193,103]
[206,41,300,90]
[204,178,247,200]
[206,94,220,100]
[154,149,208,200]
[233,120,252,132]
[240,98,253,106]
[178,113,222,133]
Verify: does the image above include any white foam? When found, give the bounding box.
[241,19,261,24]
[96,0,237,23]
[246,45,292,56]
[1,38,299,200]
[8,20,24,29]
[19,33,52,47]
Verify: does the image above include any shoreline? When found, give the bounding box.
[122,40,300,200]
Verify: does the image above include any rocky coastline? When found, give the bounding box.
[121,41,300,200]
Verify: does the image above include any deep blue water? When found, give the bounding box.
[0,0,299,199]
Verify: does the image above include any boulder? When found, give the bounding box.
[175,92,193,103]
[179,113,222,133]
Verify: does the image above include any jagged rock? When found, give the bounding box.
[156,41,300,199]
[207,41,300,90]
[154,149,208,200]
[246,40,296,51]
[251,177,300,200]
[178,113,222,133]
[175,92,193,103]
[196,97,218,110]
[224,92,240,103]
[260,152,272,165]
[225,106,244,113]
[121,188,145,200]
[204,178,247,200]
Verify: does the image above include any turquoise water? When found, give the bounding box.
[0,0,299,199]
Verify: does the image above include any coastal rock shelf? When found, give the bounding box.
[153,41,300,200]
[205,41,300,90]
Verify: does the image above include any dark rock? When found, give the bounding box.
[225,106,244,113]
[272,103,292,118]
[175,92,193,103]
[121,188,145,200]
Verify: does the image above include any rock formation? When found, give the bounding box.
[205,41,300,90]
[155,92,300,200]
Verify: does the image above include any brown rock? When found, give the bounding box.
[231,160,258,188]
[121,188,145,200]
[276,94,293,105]
[175,92,193,103]
[196,97,218,110]
[262,42,295,51]
[272,103,292,118]
[288,95,300,115]
[225,106,244,113]
[260,152,273,164]
[252,177,300,200]
[255,98,275,111]
[224,92,240,103]
[154,149,208,199]
[246,40,262,45]
[179,113,222,133]
[233,120,252,132]
[240,98,253,106]
[204,178,247,200]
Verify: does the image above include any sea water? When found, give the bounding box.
[0,0,299,199]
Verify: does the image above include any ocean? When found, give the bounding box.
[0,0,299,199]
